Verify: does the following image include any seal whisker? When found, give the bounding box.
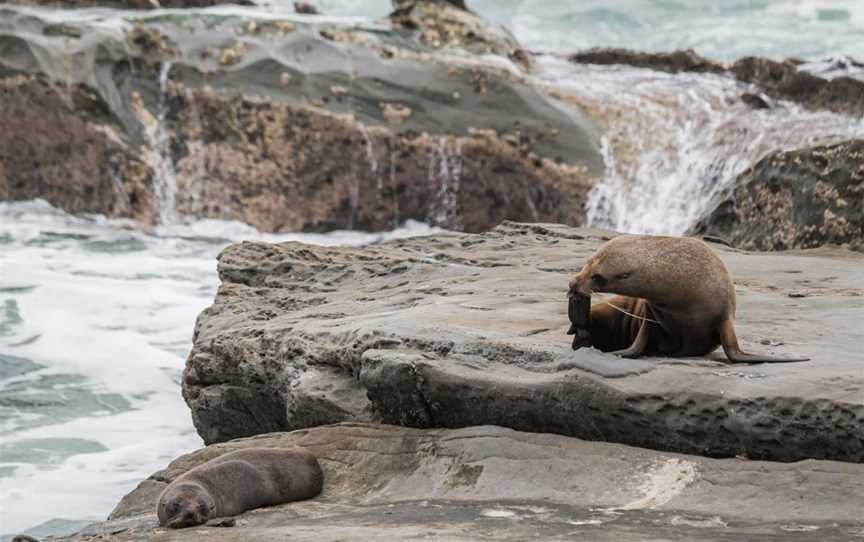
[602,301,660,324]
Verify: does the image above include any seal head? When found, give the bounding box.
[157,482,216,529]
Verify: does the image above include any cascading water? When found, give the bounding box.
[427,136,464,231]
[537,57,864,235]
[140,62,180,226]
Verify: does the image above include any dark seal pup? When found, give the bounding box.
[568,235,809,364]
[157,447,323,529]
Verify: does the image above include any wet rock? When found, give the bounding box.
[0,75,156,222]
[730,56,864,117]
[389,0,528,68]
[569,48,725,74]
[798,55,864,80]
[0,4,599,231]
[183,222,863,462]
[740,92,770,109]
[692,139,864,252]
[168,88,592,232]
[59,423,864,541]
[293,2,318,15]
[393,0,469,13]
[570,48,864,116]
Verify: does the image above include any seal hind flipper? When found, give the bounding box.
[609,317,650,358]
[719,318,810,364]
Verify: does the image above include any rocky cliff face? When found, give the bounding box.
[0,75,157,222]
[0,2,601,232]
[692,140,864,252]
[182,222,863,462]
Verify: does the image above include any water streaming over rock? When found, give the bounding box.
[536,57,864,234]
[427,136,464,231]
[138,62,180,225]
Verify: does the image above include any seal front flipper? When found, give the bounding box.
[205,517,237,528]
[719,318,810,364]
[567,289,592,350]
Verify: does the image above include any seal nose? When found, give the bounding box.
[166,511,196,529]
[569,270,591,297]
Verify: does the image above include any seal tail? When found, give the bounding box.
[719,318,810,364]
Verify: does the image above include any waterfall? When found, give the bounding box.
[427,136,464,231]
[138,61,180,226]
[538,57,864,235]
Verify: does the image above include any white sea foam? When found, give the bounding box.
[0,200,438,534]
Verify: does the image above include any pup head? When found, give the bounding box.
[157,483,215,529]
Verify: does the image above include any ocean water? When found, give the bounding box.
[287,0,864,61]
[0,201,436,535]
[2,0,864,537]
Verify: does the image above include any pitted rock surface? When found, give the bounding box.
[183,222,864,462]
[57,423,864,541]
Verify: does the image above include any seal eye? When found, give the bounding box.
[616,273,631,280]
[591,274,607,287]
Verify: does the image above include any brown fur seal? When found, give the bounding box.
[157,447,323,529]
[11,536,41,542]
[567,235,809,363]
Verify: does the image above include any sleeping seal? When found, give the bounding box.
[157,447,323,529]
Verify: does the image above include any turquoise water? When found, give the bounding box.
[301,0,864,61]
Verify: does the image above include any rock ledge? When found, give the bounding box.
[184,223,864,462]
[58,423,864,541]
